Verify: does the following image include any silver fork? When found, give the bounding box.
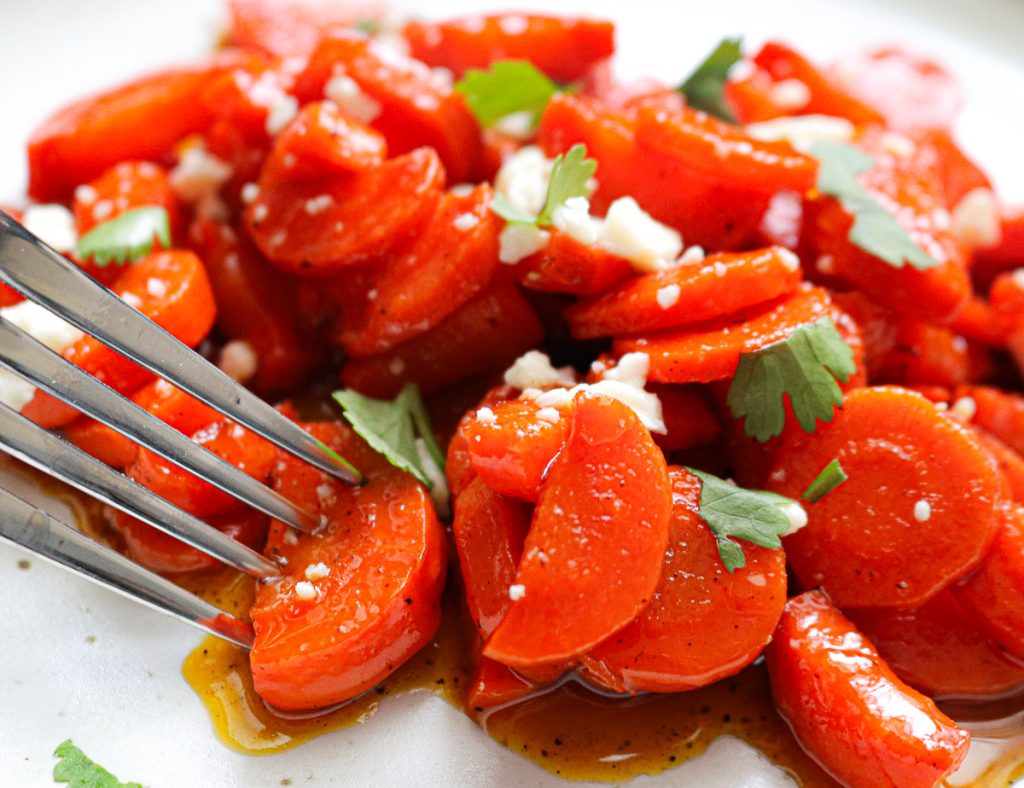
[0,209,361,649]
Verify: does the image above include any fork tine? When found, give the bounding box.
[0,486,255,649]
[0,317,322,534]
[0,403,281,578]
[0,210,361,485]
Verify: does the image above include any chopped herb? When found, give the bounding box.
[53,740,141,788]
[332,384,444,488]
[687,468,799,572]
[810,140,940,271]
[76,206,170,267]
[454,60,559,128]
[491,143,597,227]
[801,459,847,503]
[728,317,856,442]
[677,37,743,123]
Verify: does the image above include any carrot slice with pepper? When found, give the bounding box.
[766,386,1001,608]
[403,14,615,83]
[613,284,833,384]
[250,421,446,711]
[581,467,786,694]
[767,590,970,788]
[567,246,802,339]
[484,393,672,667]
[848,590,1024,701]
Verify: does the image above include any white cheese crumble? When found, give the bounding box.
[677,245,706,266]
[265,94,299,136]
[769,78,811,110]
[551,196,601,246]
[777,248,801,272]
[324,72,382,124]
[535,407,561,424]
[949,396,977,422]
[913,499,932,523]
[746,115,856,153]
[304,562,331,582]
[218,340,259,384]
[240,182,260,204]
[294,580,317,601]
[498,223,550,264]
[22,204,77,251]
[169,146,233,204]
[74,184,98,205]
[503,350,576,390]
[655,284,681,309]
[493,110,536,141]
[508,584,526,601]
[92,199,114,222]
[494,146,554,217]
[1012,268,1024,290]
[475,406,497,425]
[598,197,683,272]
[816,254,836,275]
[304,194,334,215]
[453,212,480,232]
[879,131,916,159]
[952,187,1001,250]
[779,501,809,535]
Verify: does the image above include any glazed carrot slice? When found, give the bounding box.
[110,507,269,575]
[581,467,787,694]
[247,147,444,274]
[403,14,615,83]
[649,384,721,452]
[974,428,1024,503]
[766,386,1001,608]
[948,297,1007,348]
[613,284,833,384]
[872,317,972,388]
[250,421,446,711]
[953,504,1024,660]
[767,590,970,788]
[484,393,672,667]
[468,657,539,711]
[567,247,802,339]
[72,160,183,239]
[463,398,571,503]
[446,386,518,498]
[335,184,501,357]
[513,229,634,296]
[848,591,1024,701]
[20,250,217,428]
[956,385,1024,456]
[453,477,531,638]
[341,281,544,398]
[127,419,277,519]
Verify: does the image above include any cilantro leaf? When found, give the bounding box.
[687,468,797,572]
[801,458,847,503]
[489,194,538,224]
[76,207,170,267]
[678,37,743,123]
[727,317,855,442]
[810,140,940,271]
[454,60,559,128]
[332,384,444,488]
[53,740,142,788]
[537,144,597,225]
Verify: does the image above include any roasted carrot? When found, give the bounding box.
[446,386,518,499]
[513,229,634,296]
[468,657,540,711]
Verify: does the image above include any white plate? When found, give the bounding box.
[1,1,1023,785]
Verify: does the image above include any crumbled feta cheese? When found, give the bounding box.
[879,131,916,159]
[22,204,77,251]
[598,197,683,272]
[498,223,549,264]
[169,146,233,204]
[535,407,561,424]
[449,183,475,197]
[952,187,1001,249]
[265,94,299,136]
[283,529,299,546]
[816,254,836,275]
[294,580,317,600]
[503,350,576,390]
[0,368,36,412]
[324,72,382,124]
[304,562,331,582]
[1,300,84,353]
[913,499,932,523]
[304,194,334,215]
[499,14,529,34]
[92,199,114,222]
[655,284,681,310]
[240,183,260,204]
[494,146,554,217]
[493,110,536,141]
[453,212,480,232]
[950,396,977,422]
[1013,268,1024,290]
[218,340,259,384]
[769,78,811,110]
[252,203,269,224]
[779,501,809,535]
[146,277,168,299]
[74,184,98,206]
[476,406,497,424]
[677,245,706,266]
[777,248,801,272]
[746,115,856,153]
[551,196,601,246]
[508,584,526,601]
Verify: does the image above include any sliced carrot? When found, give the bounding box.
[341,281,544,398]
[953,504,1024,660]
[484,393,672,667]
[956,385,1024,456]
[974,428,1024,503]
[949,296,1007,348]
[334,184,500,357]
[462,398,570,503]
[453,477,531,638]
[567,246,802,339]
[446,386,518,498]
[922,129,992,206]
[403,14,615,83]
[468,657,539,711]
[72,160,183,246]
[649,384,720,453]
[767,590,970,788]
[513,229,634,296]
[872,317,972,388]
[848,591,1024,701]
[247,146,444,273]
[613,284,833,384]
[581,467,786,694]
[766,386,1001,608]
[250,421,446,711]
[224,0,382,56]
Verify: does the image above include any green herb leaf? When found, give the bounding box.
[489,194,539,224]
[454,60,559,128]
[332,384,444,488]
[727,317,856,443]
[687,468,798,572]
[801,458,847,503]
[76,206,170,267]
[537,144,597,225]
[810,140,940,271]
[677,37,743,123]
[53,740,142,788]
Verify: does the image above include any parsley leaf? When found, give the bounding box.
[678,37,743,123]
[76,206,170,267]
[801,458,847,503]
[727,317,855,443]
[687,468,798,572]
[491,143,597,228]
[332,384,444,488]
[454,60,559,128]
[53,740,142,788]
[810,140,940,271]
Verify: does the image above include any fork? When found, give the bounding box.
[0,209,361,649]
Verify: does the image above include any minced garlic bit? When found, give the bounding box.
[294,580,317,601]
[913,499,932,523]
[508,584,526,601]
[304,562,331,582]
